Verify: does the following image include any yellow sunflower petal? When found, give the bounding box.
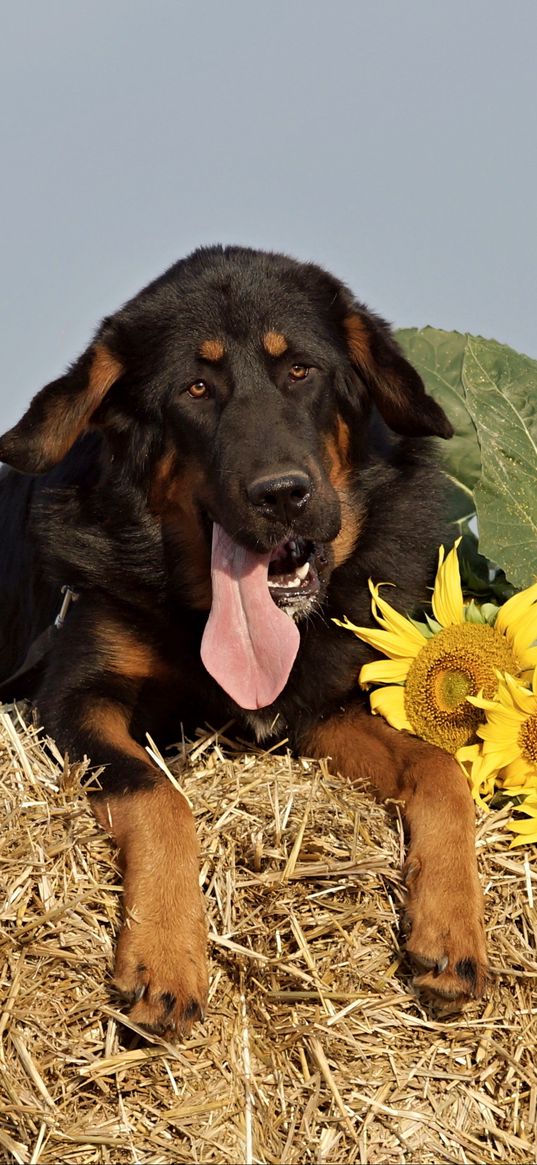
[334,618,422,661]
[477,706,525,735]
[456,747,492,808]
[479,713,524,735]
[431,540,464,627]
[502,672,537,715]
[467,691,524,719]
[456,744,482,765]
[500,780,537,801]
[477,748,520,784]
[495,581,537,639]
[369,684,414,733]
[478,730,521,760]
[500,757,537,786]
[507,814,537,846]
[477,774,498,801]
[518,646,537,673]
[369,583,426,653]
[508,607,537,669]
[519,786,537,801]
[478,773,497,802]
[509,810,537,827]
[359,658,412,687]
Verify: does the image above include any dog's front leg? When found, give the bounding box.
[302,703,488,1000]
[42,691,208,1036]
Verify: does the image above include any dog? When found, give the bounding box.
[0,245,487,1035]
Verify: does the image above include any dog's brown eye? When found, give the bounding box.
[188,380,209,399]
[289,365,309,382]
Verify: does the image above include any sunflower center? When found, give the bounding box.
[404,623,517,754]
[519,715,537,764]
[434,668,473,711]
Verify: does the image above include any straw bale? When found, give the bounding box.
[0,703,536,1163]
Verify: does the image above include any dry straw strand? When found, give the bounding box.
[0,704,536,1163]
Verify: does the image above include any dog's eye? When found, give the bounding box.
[187,380,209,399]
[289,365,310,382]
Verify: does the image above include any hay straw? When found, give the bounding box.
[1,702,536,1162]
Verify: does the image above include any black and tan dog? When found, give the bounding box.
[0,246,487,1034]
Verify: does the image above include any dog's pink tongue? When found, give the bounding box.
[200,523,300,710]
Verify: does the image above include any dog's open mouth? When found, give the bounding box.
[267,538,319,603]
[200,524,325,711]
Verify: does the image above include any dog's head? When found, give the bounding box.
[0,246,451,709]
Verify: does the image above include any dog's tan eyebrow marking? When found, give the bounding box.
[198,339,225,362]
[263,331,288,357]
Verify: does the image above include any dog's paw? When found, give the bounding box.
[402,852,488,1003]
[113,914,208,1037]
[410,955,488,1001]
[95,782,208,1037]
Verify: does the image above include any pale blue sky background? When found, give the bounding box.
[1,0,536,430]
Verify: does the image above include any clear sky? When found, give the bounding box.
[1,0,536,430]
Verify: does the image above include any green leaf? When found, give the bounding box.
[462,337,537,590]
[396,327,537,590]
[457,532,516,603]
[397,327,480,502]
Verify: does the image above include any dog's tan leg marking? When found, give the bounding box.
[90,704,208,1036]
[304,706,488,1001]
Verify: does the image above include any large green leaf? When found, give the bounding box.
[396,327,537,589]
[397,327,478,524]
[462,337,537,589]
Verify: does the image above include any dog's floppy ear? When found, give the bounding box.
[0,340,123,474]
[343,311,453,439]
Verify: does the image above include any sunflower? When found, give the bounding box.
[335,541,537,756]
[463,671,537,845]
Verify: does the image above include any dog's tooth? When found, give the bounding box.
[295,562,309,581]
[268,574,301,589]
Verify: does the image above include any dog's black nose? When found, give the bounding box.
[247,471,312,523]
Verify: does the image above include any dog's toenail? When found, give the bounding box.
[455,957,477,993]
[400,912,412,939]
[184,998,202,1023]
[403,860,420,885]
[160,991,176,1016]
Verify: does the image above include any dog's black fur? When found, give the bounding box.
[0,246,449,750]
[0,246,487,1036]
